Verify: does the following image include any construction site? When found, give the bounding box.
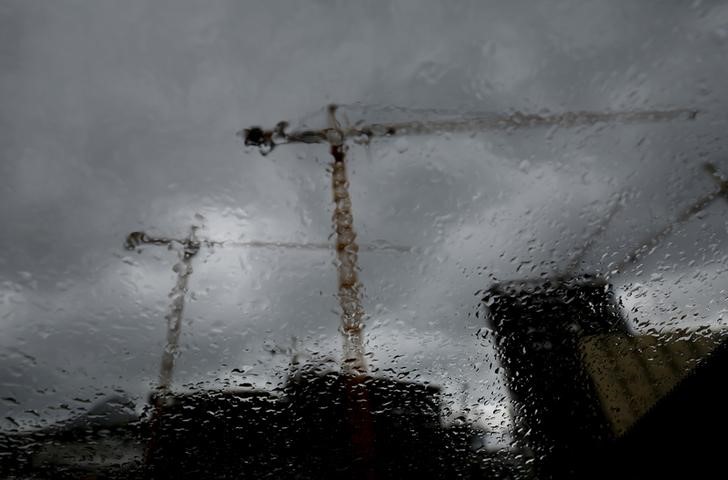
[2,3,728,480]
[2,102,727,479]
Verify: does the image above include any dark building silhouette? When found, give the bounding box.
[2,366,525,479]
[9,295,725,480]
[483,273,728,479]
[145,367,498,479]
[483,275,630,478]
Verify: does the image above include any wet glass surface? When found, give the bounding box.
[1,1,727,479]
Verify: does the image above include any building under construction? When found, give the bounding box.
[1,363,526,480]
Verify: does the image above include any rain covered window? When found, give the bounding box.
[1,2,727,479]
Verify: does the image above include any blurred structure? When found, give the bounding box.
[484,275,629,477]
[126,226,201,397]
[0,395,144,479]
[145,366,501,479]
[580,329,723,436]
[123,220,411,475]
[123,223,408,396]
[240,105,697,154]
[482,163,728,478]
[605,332,728,479]
[1,365,529,479]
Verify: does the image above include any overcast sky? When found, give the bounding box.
[1,0,727,436]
